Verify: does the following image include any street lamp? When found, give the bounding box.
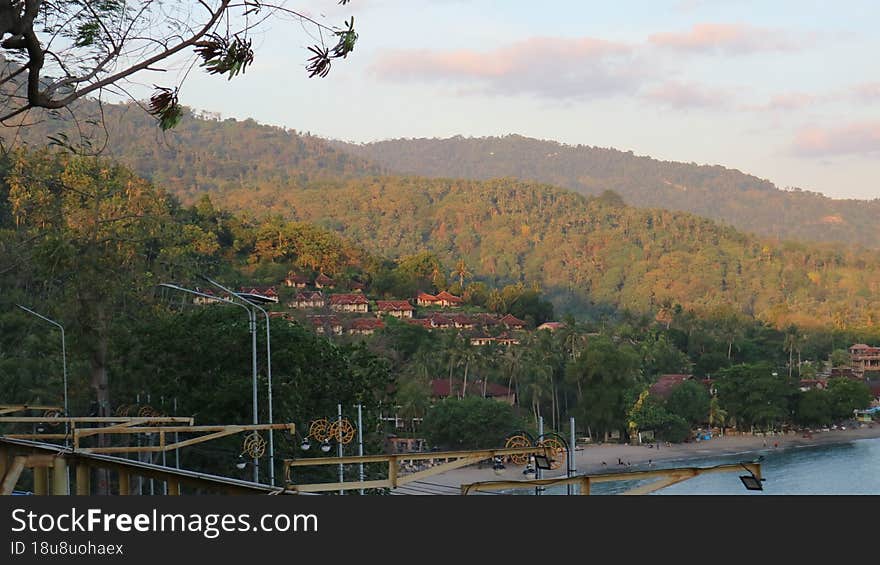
[16,304,68,444]
[201,275,277,488]
[158,283,260,483]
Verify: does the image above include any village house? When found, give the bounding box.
[451,314,476,329]
[416,290,463,307]
[238,286,279,303]
[430,379,516,405]
[349,281,366,292]
[289,291,325,309]
[329,293,369,313]
[405,318,434,330]
[192,288,221,305]
[307,315,343,335]
[499,313,527,330]
[494,332,521,346]
[470,335,494,346]
[284,272,311,288]
[537,322,565,331]
[434,290,463,307]
[416,292,439,307]
[648,374,691,400]
[375,300,414,318]
[428,313,453,329]
[348,318,384,336]
[849,344,880,375]
[315,273,336,289]
[798,378,828,392]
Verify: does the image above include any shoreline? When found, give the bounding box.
[406,424,880,493]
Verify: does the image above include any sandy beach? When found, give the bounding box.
[395,423,880,494]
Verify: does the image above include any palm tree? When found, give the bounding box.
[450,259,472,293]
[783,324,800,378]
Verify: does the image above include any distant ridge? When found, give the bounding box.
[333,134,880,249]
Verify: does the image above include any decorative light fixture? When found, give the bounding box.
[523,458,536,478]
[320,440,333,453]
[492,456,506,476]
[533,453,552,471]
[235,455,248,470]
[300,437,311,451]
[739,462,765,491]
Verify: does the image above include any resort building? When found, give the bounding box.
[329,293,369,313]
[289,291,325,309]
[375,300,414,318]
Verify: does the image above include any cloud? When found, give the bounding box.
[370,37,647,100]
[793,122,880,157]
[745,92,817,112]
[642,81,731,109]
[852,83,880,101]
[648,23,802,54]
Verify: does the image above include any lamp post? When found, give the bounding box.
[537,431,574,496]
[200,276,276,487]
[158,283,260,483]
[16,304,68,444]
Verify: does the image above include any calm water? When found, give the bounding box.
[527,438,880,495]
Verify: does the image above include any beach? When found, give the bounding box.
[399,423,880,494]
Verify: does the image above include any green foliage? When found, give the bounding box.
[826,377,872,420]
[565,334,642,440]
[714,363,796,430]
[422,397,521,450]
[829,349,851,368]
[665,380,711,427]
[795,389,832,427]
[340,134,880,250]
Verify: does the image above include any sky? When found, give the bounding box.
[168,0,879,200]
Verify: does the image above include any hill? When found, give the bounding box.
[212,174,880,329]
[334,135,880,249]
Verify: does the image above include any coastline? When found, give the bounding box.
[404,424,880,493]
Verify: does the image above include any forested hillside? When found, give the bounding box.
[225,175,880,329]
[335,135,880,249]
[12,101,880,250]
[10,101,383,200]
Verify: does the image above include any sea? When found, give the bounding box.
[528,437,880,495]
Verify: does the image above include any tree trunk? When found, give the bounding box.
[90,336,111,495]
[461,360,469,398]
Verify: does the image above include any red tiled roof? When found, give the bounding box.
[286,273,311,284]
[329,293,368,305]
[430,379,513,399]
[239,286,278,297]
[499,314,527,327]
[428,314,453,327]
[307,315,341,327]
[294,291,324,301]
[376,300,413,311]
[435,291,463,303]
[315,273,335,284]
[350,318,384,330]
[417,292,439,302]
[649,375,691,399]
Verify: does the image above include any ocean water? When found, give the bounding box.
[522,437,880,495]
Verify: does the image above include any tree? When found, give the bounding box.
[714,363,796,431]
[422,397,520,450]
[826,377,872,421]
[795,389,832,427]
[450,258,471,293]
[5,150,216,416]
[565,334,641,441]
[665,379,710,427]
[0,1,357,136]
[829,349,851,369]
